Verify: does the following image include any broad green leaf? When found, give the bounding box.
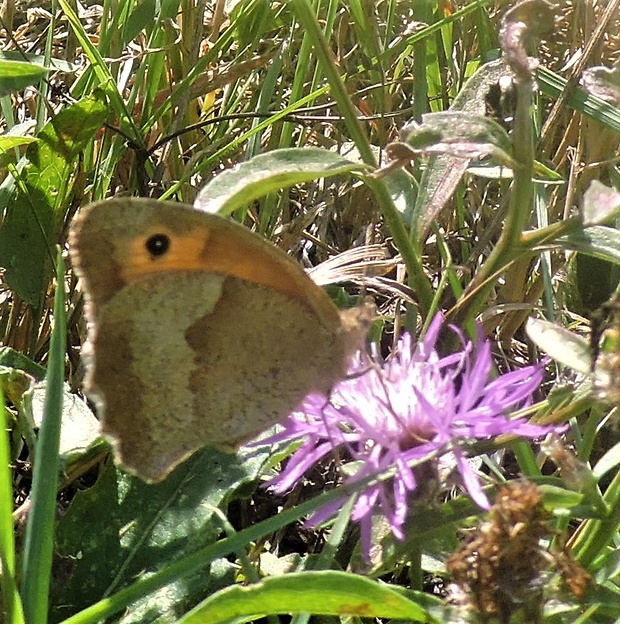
[400,111,513,161]
[0,135,37,153]
[194,147,368,216]
[559,225,620,265]
[0,51,76,72]
[0,92,108,306]
[0,347,45,380]
[410,57,514,236]
[179,571,437,624]
[565,251,620,315]
[0,133,36,175]
[526,318,591,374]
[388,108,515,238]
[51,447,270,623]
[0,60,49,97]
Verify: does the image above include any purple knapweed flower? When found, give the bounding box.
[262,315,562,559]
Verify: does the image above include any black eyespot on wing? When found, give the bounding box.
[146,233,170,257]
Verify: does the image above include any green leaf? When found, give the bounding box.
[0,60,49,96]
[0,135,38,169]
[538,484,587,512]
[0,365,34,414]
[526,317,591,374]
[194,147,368,216]
[0,92,108,306]
[410,57,515,235]
[0,135,37,153]
[51,447,270,623]
[179,571,437,624]
[0,383,24,624]
[400,111,513,161]
[0,347,45,380]
[124,0,157,43]
[559,225,620,265]
[0,51,76,72]
[565,252,620,315]
[383,168,418,222]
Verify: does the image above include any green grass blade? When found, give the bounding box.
[291,0,433,311]
[0,551,24,624]
[0,381,13,579]
[536,66,620,134]
[160,85,331,200]
[34,0,55,133]
[379,0,495,65]
[411,0,431,120]
[56,0,140,143]
[290,0,375,166]
[20,249,66,624]
[0,384,24,623]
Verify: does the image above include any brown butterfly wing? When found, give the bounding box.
[87,272,347,482]
[70,198,362,482]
